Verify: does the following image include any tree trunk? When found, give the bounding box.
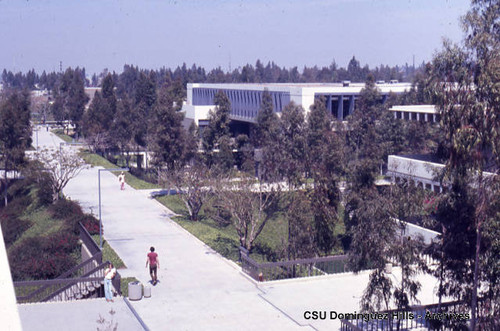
[471,225,481,330]
[3,160,9,206]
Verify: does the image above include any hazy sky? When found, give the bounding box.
[0,0,470,75]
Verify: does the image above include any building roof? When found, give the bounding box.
[189,82,411,94]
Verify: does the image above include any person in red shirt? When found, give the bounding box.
[146,246,159,285]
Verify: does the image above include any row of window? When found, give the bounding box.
[393,111,440,122]
[192,88,290,118]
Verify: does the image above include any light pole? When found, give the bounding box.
[98,167,129,249]
[35,124,38,150]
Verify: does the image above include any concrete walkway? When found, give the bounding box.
[18,298,144,331]
[22,128,446,331]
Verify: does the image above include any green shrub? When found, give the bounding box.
[48,198,83,221]
[44,232,80,254]
[80,214,101,235]
[0,212,31,248]
[4,182,32,213]
[36,174,54,206]
[9,234,79,280]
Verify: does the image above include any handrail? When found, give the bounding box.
[15,254,103,302]
[56,252,102,279]
[78,222,101,260]
[41,261,109,302]
[258,254,348,268]
[16,277,104,303]
[240,247,350,281]
[16,260,122,303]
[339,300,476,330]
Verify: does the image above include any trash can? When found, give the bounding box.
[128,281,142,301]
[143,285,151,298]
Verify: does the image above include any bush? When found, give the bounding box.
[48,198,83,221]
[4,182,32,213]
[80,214,101,235]
[36,174,54,206]
[6,178,31,200]
[9,233,79,281]
[0,212,31,248]
[44,232,80,254]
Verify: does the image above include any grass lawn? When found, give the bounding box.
[91,235,126,269]
[156,193,346,263]
[51,129,73,143]
[156,195,290,263]
[120,277,140,297]
[80,151,159,190]
[14,209,65,245]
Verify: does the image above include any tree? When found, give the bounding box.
[150,85,190,170]
[214,175,281,252]
[306,98,344,255]
[0,90,32,205]
[429,1,500,327]
[159,162,211,222]
[306,97,332,176]
[202,90,231,151]
[286,191,315,260]
[202,90,233,170]
[346,75,383,190]
[109,97,134,166]
[278,102,307,189]
[386,182,427,325]
[253,89,277,148]
[254,90,282,182]
[81,74,117,153]
[131,72,157,148]
[82,92,111,153]
[33,147,88,201]
[51,68,88,136]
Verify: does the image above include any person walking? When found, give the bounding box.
[146,246,160,285]
[118,172,125,190]
[104,262,116,302]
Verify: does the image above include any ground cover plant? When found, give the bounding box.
[0,168,105,281]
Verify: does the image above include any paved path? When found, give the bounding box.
[24,127,446,331]
[18,298,144,331]
[36,128,306,330]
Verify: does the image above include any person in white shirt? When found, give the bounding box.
[118,172,125,190]
[104,262,116,302]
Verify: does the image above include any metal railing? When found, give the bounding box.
[240,247,350,281]
[339,301,471,330]
[340,299,498,330]
[78,222,101,263]
[240,246,439,282]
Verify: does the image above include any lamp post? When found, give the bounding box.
[98,167,129,249]
[35,124,39,150]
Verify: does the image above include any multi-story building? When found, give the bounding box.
[182,82,411,127]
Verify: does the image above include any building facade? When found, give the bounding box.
[182,82,411,126]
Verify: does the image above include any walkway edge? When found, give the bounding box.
[257,294,318,330]
[123,297,150,331]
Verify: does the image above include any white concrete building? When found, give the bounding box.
[183,82,411,126]
[389,105,439,122]
[387,155,447,193]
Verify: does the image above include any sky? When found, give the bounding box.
[0,0,471,75]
